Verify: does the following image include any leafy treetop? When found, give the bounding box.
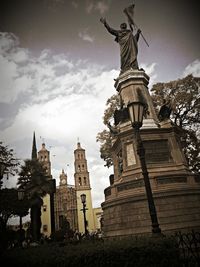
[0,142,19,189]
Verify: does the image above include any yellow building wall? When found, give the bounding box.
[76,190,95,233]
[41,194,51,237]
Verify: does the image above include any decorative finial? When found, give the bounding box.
[77,137,81,148]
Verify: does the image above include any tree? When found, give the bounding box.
[0,142,19,189]
[0,188,29,230]
[97,74,200,172]
[17,159,55,242]
[151,74,200,173]
[96,130,113,168]
[0,188,29,250]
[96,94,120,167]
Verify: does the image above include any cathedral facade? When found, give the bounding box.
[31,134,102,237]
[54,142,97,234]
[54,170,78,232]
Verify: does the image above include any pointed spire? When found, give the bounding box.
[31,131,37,160]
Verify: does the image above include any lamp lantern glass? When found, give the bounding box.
[80,193,86,204]
[127,101,145,129]
[18,188,25,200]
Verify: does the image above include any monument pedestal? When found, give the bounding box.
[115,69,158,129]
[102,70,200,238]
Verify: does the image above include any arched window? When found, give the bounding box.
[84,177,87,185]
[81,154,83,159]
[78,165,81,172]
[78,154,80,159]
[78,177,82,186]
[82,164,84,170]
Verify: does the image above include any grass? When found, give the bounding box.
[1,235,181,267]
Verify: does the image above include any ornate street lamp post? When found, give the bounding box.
[80,193,88,235]
[127,101,161,234]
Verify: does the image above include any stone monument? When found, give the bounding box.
[100,5,200,238]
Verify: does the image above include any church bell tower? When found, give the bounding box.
[36,139,55,237]
[74,142,95,233]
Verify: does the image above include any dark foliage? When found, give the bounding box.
[1,236,180,267]
[0,141,19,189]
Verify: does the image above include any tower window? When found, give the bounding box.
[78,154,80,159]
[43,205,47,212]
[78,165,81,172]
[81,154,83,159]
[84,177,87,185]
[78,177,82,186]
[82,164,84,170]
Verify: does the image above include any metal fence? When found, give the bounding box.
[174,230,200,267]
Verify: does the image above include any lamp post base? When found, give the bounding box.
[152,226,162,234]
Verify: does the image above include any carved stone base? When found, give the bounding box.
[101,69,200,237]
[102,182,200,238]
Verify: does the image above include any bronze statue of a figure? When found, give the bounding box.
[100,17,141,73]
[158,99,172,121]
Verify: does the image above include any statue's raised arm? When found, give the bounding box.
[100,17,118,37]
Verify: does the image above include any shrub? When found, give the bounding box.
[1,236,180,267]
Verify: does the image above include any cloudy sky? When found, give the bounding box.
[0,0,200,210]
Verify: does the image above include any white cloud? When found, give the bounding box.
[95,1,109,15]
[140,62,157,89]
[79,29,94,43]
[0,32,117,208]
[182,59,200,77]
[86,1,94,13]
[71,1,78,9]
[0,32,19,54]
[0,32,158,208]
[85,1,110,15]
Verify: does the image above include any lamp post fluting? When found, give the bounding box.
[80,194,88,235]
[127,101,161,234]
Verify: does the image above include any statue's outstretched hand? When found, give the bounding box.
[137,29,142,34]
[100,17,106,24]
